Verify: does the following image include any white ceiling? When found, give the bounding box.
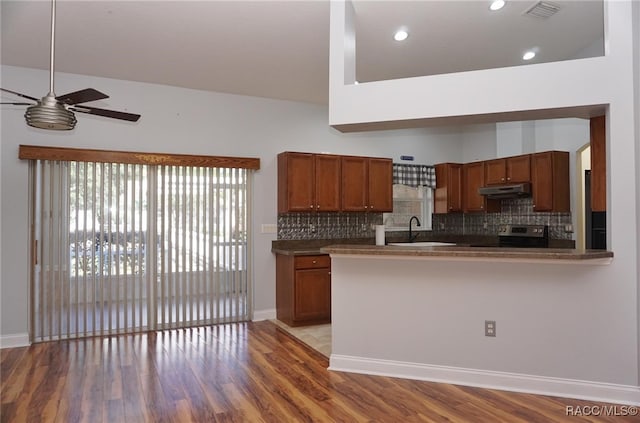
[1,1,603,106]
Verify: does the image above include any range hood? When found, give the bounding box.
[478,182,531,199]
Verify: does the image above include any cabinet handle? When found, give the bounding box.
[507,177,511,181]
[533,204,536,208]
[310,205,314,209]
[328,272,331,275]
[364,205,368,209]
[312,260,317,264]
[501,177,505,181]
[316,205,320,209]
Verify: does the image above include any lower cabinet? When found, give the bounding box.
[276,254,331,326]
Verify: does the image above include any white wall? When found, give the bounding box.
[0,65,468,338]
[534,118,591,233]
[496,122,531,157]
[460,123,496,163]
[329,0,640,398]
[330,255,639,403]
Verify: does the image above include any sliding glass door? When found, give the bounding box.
[29,159,252,342]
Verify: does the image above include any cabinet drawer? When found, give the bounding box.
[295,255,330,269]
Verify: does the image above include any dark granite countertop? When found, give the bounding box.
[319,244,613,263]
[271,238,375,255]
[272,235,575,256]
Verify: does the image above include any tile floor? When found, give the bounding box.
[271,320,331,357]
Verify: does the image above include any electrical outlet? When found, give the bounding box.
[309,224,316,233]
[260,223,277,234]
[485,320,496,337]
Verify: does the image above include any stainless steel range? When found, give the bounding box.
[498,224,549,248]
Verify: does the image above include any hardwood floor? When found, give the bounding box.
[1,321,635,422]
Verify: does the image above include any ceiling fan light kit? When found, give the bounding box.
[25,94,77,130]
[0,0,140,131]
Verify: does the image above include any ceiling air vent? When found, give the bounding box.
[523,1,561,18]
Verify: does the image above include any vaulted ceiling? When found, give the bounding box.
[1,1,603,105]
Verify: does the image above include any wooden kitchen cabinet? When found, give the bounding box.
[531,151,570,212]
[278,152,341,213]
[341,156,393,212]
[485,154,531,185]
[590,115,606,212]
[434,163,462,213]
[463,161,500,213]
[276,254,331,326]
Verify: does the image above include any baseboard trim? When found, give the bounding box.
[252,308,276,321]
[0,333,30,349]
[329,354,640,406]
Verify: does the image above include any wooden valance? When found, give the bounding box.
[18,145,260,170]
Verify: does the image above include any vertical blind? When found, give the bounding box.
[29,158,253,342]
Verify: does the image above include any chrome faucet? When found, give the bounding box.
[409,216,421,242]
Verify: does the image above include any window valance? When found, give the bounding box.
[392,163,436,188]
[18,145,260,170]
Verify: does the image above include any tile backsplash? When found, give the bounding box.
[431,197,572,239]
[278,212,383,240]
[278,198,572,240]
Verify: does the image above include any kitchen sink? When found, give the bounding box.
[388,242,457,247]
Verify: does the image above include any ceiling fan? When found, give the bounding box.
[0,0,140,130]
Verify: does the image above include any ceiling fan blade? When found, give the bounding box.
[70,105,141,122]
[56,88,109,105]
[1,88,39,102]
[0,102,33,106]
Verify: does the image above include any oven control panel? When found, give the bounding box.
[498,225,548,238]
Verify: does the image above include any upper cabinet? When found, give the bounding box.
[485,155,531,185]
[278,152,341,213]
[434,163,462,213]
[531,151,570,212]
[278,152,392,213]
[463,162,500,213]
[590,116,606,212]
[435,150,569,214]
[342,156,393,212]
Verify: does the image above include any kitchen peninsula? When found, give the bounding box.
[322,243,620,402]
[321,243,613,262]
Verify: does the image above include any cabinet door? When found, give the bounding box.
[341,156,368,211]
[448,164,463,212]
[506,155,531,183]
[368,158,393,212]
[532,151,570,212]
[463,162,485,212]
[434,163,462,213]
[278,152,315,212]
[532,152,554,211]
[314,154,341,211]
[464,162,498,212]
[485,159,507,185]
[590,116,606,212]
[294,268,331,321]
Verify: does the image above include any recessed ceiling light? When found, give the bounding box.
[489,0,505,11]
[394,29,409,42]
[523,50,536,60]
